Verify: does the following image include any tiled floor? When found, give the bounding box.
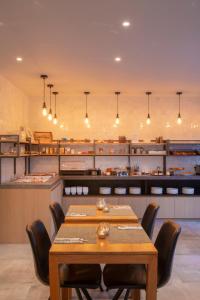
[0,220,200,299]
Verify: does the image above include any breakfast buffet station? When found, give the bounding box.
[0,132,200,242]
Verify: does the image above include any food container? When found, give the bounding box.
[99,187,111,195]
[151,187,163,195]
[129,187,141,195]
[182,187,194,195]
[114,187,126,195]
[166,188,178,195]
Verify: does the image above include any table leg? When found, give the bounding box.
[131,289,141,300]
[62,288,72,300]
[49,255,61,300]
[146,255,157,300]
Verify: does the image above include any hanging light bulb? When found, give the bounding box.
[59,123,64,129]
[52,91,58,125]
[40,74,48,116]
[176,91,183,125]
[146,91,152,125]
[114,91,121,125]
[84,91,90,126]
[47,84,53,121]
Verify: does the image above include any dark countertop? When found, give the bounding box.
[61,175,200,180]
[0,176,61,189]
[1,174,200,190]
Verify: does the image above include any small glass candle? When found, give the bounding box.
[97,223,110,239]
[96,198,106,210]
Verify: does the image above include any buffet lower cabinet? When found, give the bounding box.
[147,197,175,219]
[175,197,200,218]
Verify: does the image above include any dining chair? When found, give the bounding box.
[141,202,160,239]
[103,220,181,300]
[26,219,102,300]
[49,202,65,233]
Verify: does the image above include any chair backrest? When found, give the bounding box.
[155,220,181,288]
[49,202,65,233]
[141,203,160,239]
[26,220,51,286]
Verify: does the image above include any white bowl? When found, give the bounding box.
[114,187,126,195]
[129,187,141,195]
[151,187,163,195]
[166,188,179,195]
[99,187,111,195]
[82,187,89,195]
[76,186,83,195]
[70,186,77,195]
[65,187,71,195]
[182,187,194,195]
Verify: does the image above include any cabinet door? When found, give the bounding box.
[118,197,147,218]
[147,197,175,218]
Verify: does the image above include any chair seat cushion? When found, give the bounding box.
[103,264,147,289]
[60,264,102,288]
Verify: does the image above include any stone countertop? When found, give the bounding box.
[0,176,61,189]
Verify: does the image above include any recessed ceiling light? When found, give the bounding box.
[122,21,130,27]
[115,57,121,62]
[16,57,23,62]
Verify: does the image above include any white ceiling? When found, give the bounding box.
[0,0,200,98]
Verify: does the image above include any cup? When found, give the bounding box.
[65,187,71,195]
[76,186,83,195]
[70,186,77,195]
[83,187,89,195]
[97,223,110,239]
[96,198,106,210]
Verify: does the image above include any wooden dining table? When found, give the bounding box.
[65,204,139,224]
[49,222,157,300]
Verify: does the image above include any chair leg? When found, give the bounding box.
[81,288,92,300]
[132,289,141,300]
[112,288,124,300]
[75,288,83,300]
[124,289,130,300]
[62,288,72,300]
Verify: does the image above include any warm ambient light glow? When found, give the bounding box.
[115,115,120,125]
[177,114,182,125]
[48,109,53,121]
[122,21,130,27]
[59,123,64,129]
[42,107,47,116]
[115,57,121,62]
[16,57,23,62]
[84,115,89,124]
[146,114,151,125]
[53,115,58,125]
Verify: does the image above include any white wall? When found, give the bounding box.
[0,75,29,182]
[28,94,200,141]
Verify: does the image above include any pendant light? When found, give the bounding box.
[40,74,48,116]
[176,91,183,125]
[115,91,120,125]
[52,91,58,125]
[47,84,53,121]
[146,91,152,125]
[84,91,90,126]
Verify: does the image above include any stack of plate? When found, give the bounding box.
[166,188,178,195]
[99,187,111,195]
[182,187,194,195]
[151,187,163,195]
[114,187,126,195]
[129,187,141,195]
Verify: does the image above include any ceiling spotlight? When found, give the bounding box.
[16,57,23,62]
[122,21,130,27]
[115,57,121,62]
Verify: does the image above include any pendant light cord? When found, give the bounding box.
[54,94,57,114]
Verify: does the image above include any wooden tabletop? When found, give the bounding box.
[50,223,156,257]
[64,204,139,224]
[49,223,157,300]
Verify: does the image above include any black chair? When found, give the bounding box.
[141,202,160,239]
[26,220,102,300]
[49,202,65,233]
[103,220,181,300]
